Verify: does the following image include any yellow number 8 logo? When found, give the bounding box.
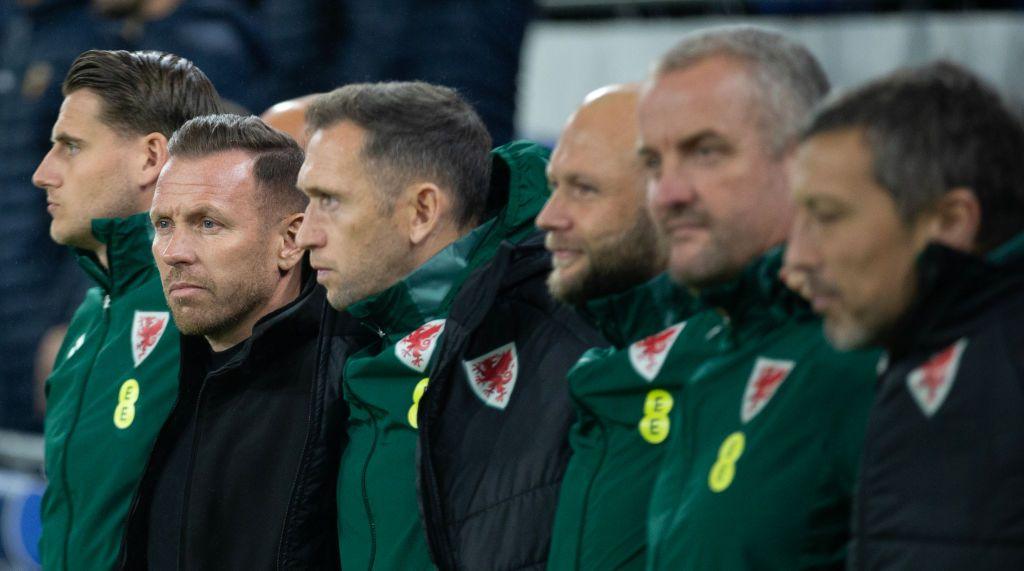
[408,378,430,429]
[113,379,140,430]
[708,431,746,493]
[638,389,674,445]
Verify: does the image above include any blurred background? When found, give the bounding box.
[0,0,1021,566]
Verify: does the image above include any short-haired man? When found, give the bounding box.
[114,114,339,569]
[785,62,1024,570]
[537,84,686,570]
[32,49,222,569]
[635,27,878,568]
[297,82,603,569]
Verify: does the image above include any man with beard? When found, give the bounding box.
[33,49,222,570]
[635,27,878,569]
[537,84,693,570]
[118,114,339,569]
[296,82,603,569]
[785,62,1024,570]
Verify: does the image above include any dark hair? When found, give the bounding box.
[63,49,224,138]
[306,81,492,227]
[802,60,1024,253]
[656,25,830,154]
[168,114,308,217]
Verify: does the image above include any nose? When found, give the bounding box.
[781,211,821,298]
[647,160,697,217]
[535,190,571,234]
[295,206,325,251]
[32,147,61,191]
[153,228,196,268]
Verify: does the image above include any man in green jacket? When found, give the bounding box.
[635,27,878,569]
[297,82,602,569]
[31,49,222,570]
[539,84,692,570]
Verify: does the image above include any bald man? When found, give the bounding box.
[539,85,675,570]
[260,93,320,148]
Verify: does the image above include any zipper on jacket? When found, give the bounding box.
[361,414,380,570]
[573,409,607,571]
[176,376,210,571]
[59,293,112,569]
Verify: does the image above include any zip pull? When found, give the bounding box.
[103,295,111,310]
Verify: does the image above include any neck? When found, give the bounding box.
[95,244,109,270]
[411,223,471,269]
[205,269,304,352]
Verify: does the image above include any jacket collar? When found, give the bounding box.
[73,212,157,296]
[347,140,552,336]
[885,232,1024,358]
[695,246,810,329]
[580,273,698,348]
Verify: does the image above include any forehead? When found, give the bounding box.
[638,56,760,144]
[550,103,640,176]
[55,89,119,138]
[154,150,257,210]
[298,121,367,190]
[793,129,878,201]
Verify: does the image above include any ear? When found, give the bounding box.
[138,132,169,191]
[277,212,306,272]
[405,182,447,246]
[929,187,981,253]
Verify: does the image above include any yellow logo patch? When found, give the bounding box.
[408,378,430,429]
[708,431,746,493]
[113,379,140,429]
[638,389,674,444]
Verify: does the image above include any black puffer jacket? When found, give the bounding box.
[417,232,607,571]
[850,235,1024,570]
[118,270,348,570]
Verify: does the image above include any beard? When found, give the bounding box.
[548,209,666,306]
[164,265,275,340]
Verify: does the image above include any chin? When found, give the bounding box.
[822,317,876,351]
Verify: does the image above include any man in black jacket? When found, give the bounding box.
[785,61,1024,570]
[119,114,339,569]
[297,82,604,570]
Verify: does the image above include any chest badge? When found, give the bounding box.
[628,322,686,382]
[396,319,446,372]
[906,338,968,418]
[131,311,170,367]
[741,357,795,423]
[464,342,518,410]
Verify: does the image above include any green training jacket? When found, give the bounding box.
[336,141,549,570]
[645,249,878,570]
[548,274,718,570]
[41,214,180,570]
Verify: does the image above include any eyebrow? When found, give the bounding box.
[52,133,84,146]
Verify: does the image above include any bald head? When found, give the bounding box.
[537,83,666,304]
[260,93,321,149]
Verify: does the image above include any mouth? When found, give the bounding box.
[46,201,58,215]
[310,263,333,282]
[548,249,582,268]
[167,282,206,298]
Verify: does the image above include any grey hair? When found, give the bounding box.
[802,61,1024,253]
[306,81,492,227]
[655,25,830,154]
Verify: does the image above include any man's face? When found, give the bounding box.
[639,56,793,289]
[786,128,934,349]
[538,92,665,304]
[151,151,282,340]
[296,121,415,311]
[33,89,145,250]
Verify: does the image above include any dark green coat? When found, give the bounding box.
[337,141,551,570]
[646,249,878,570]
[548,274,717,570]
[41,214,179,570]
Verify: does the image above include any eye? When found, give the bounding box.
[63,141,80,156]
[153,218,171,232]
[200,218,219,230]
[318,195,339,210]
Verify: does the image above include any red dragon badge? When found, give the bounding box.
[463,342,519,410]
[131,311,170,367]
[395,319,446,372]
[740,357,795,423]
[628,322,686,382]
[906,338,968,417]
